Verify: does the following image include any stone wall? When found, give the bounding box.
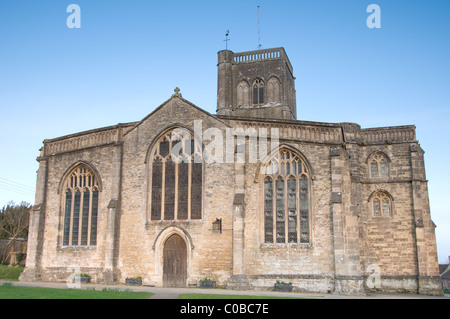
[21,94,442,295]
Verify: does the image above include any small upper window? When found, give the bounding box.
[252,79,264,105]
[372,191,391,217]
[369,153,388,178]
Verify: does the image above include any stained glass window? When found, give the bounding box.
[62,164,100,246]
[262,149,310,245]
[150,129,202,221]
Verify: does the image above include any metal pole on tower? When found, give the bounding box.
[258,6,261,50]
[224,30,230,50]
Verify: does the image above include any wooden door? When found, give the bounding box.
[163,234,187,287]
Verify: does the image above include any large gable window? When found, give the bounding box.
[150,128,202,221]
[62,164,99,246]
[262,148,311,245]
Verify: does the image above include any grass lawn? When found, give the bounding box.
[0,283,153,299]
[0,265,24,281]
[178,293,301,299]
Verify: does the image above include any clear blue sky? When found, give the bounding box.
[0,1,449,263]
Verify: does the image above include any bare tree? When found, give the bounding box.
[0,201,31,264]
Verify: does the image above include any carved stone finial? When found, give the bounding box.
[173,87,182,97]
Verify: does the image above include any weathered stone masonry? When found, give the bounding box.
[20,48,442,295]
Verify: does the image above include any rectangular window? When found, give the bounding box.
[177,162,189,220]
[371,161,379,178]
[63,190,72,246]
[287,177,297,244]
[382,199,390,216]
[380,161,387,178]
[264,178,273,244]
[253,85,259,105]
[373,199,381,216]
[300,177,309,244]
[190,162,202,219]
[151,159,162,220]
[276,178,285,244]
[72,190,81,246]
[164,160,175,220]
[90,190,98,246]
[80,191,90,245]
[259,85,264,104]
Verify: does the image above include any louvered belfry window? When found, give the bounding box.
[252,78,264,105]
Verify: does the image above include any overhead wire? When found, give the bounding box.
[0,177,35,197]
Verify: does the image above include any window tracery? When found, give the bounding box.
[150,128,203,221]
[262,148,310,245]
[252,78,264,105]
[371,191,392,217]
[62,164,99,246]
[369,153,388,178]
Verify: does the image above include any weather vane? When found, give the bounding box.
[224,30,230,50]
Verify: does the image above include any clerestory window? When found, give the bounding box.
[262,148,311,245]
[62,164,99,246]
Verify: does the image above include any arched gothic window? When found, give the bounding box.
[369,153,388,178]
[371,191,392,217]
[62,164,99,246]
[237,81,249,106]
[252,78,264,105]
[267,77,281,103]
[150,128,202,221]
[262,148,311,244]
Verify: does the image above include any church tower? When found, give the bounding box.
[217,47,297,120]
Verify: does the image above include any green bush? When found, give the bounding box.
[0,265,24,281]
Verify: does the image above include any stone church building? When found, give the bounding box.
[21,47,442,295]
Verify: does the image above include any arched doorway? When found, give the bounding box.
[163,234,187,287]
